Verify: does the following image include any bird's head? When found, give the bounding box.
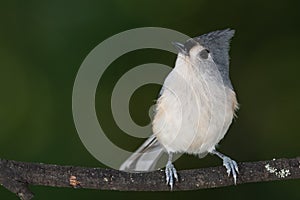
[172,29,235,88]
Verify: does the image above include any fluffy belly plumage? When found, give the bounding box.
[152,73,237,155]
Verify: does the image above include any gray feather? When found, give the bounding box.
[119,135,165,172]
[193,29,235,88]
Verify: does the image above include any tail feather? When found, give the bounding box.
[119,135,165,172]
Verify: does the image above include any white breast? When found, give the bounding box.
[152,56,237,155]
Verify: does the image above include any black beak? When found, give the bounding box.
[172,42,188,55]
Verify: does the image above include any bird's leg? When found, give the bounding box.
[211,150,239,184]
[165,152,178,190]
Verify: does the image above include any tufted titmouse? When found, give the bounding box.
[120,29,239,189]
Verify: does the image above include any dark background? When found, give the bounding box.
[1,0,300,199]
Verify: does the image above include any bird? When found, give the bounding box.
[120,29,239,189]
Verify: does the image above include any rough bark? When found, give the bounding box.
[0,157,300,199]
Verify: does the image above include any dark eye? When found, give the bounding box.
[199,49,210,59]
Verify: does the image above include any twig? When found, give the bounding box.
[0,157,300,199]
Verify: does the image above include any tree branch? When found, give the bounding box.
[1,157,300,199]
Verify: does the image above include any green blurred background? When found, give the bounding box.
[1,0,300,199]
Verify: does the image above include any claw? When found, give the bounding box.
[222,156,239,185]
[165,161,178,190]
[212,150,239,184]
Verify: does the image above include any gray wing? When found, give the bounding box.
[119,135,165,172]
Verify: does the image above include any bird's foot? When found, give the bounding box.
[165,161,178,190]
[222,156,239,184]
